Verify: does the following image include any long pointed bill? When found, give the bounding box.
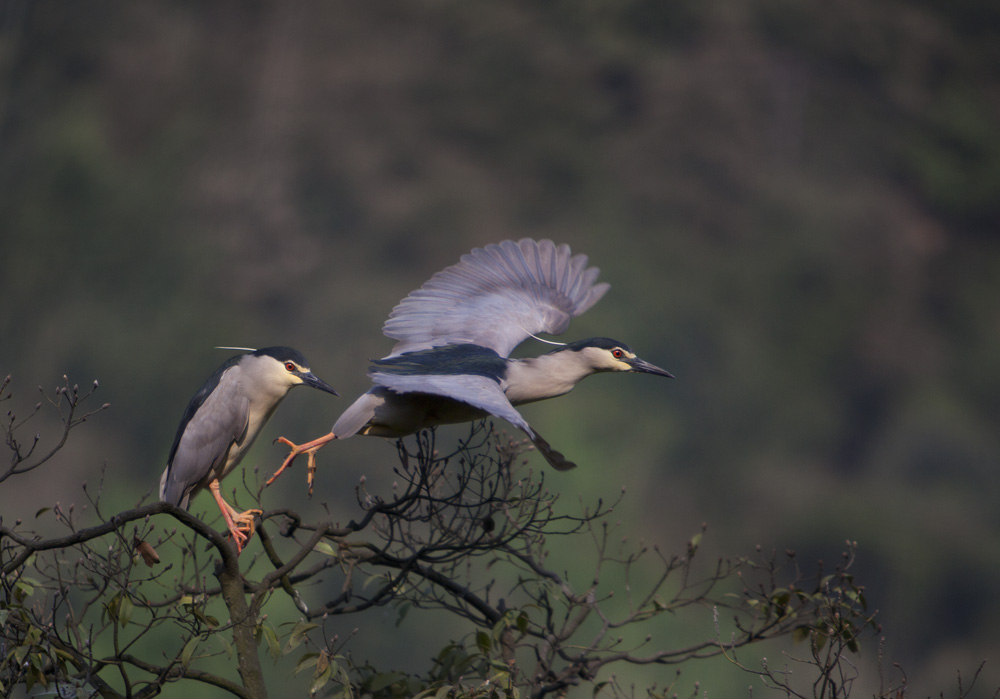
[628,357,674,378]
[302,372,339,396]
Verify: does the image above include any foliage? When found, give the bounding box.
[0,374,939,699]
[3,2,1000,690]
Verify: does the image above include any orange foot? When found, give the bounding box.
[265,432,337,495]
[209,479,262,555]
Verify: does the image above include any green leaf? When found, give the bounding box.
[217,634,234,661]
[286,620,319,652]
[23,664,37,692]
[119,594,133,628]
[315,651,331,676]
[192,608,213,627]
[15,578,35,600]
[293,652,320,675]
[369,671,407,692]
[313,540,337,556]
[181,636,200,668]
[105,593,120,625]
[261,624,281,660]
[516,611,529,634]
[475,630,491,655]
[32,663,49,690]
[308,665,332,696]
[34,507,51,519]
[53,648,77,664]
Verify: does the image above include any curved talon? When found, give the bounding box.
[227,508,263,551]
[265,436,303,487]
[209,479,262,555]
[265,432,337,494]
[304,448,319,496]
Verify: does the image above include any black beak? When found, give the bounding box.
[628,357,674,378]
[302,372,339,396]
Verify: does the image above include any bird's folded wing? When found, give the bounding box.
[369,371,536,438]
[160,381,250,506]
[383,239,610,357]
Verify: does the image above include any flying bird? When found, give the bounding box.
[270,239,671,487]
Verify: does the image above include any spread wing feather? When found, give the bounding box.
[383,239,610,357]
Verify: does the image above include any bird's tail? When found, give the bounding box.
[529,430,577,471]
[159,466,190,508]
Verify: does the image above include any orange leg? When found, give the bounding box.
[209,480,262,555]
[265,432,337,495]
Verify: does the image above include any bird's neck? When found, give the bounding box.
[504,353,594,405]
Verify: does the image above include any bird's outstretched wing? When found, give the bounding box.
[371,372,527,433]
[159,367,251,508]
[369,371,575,470]
[383,239,610,357]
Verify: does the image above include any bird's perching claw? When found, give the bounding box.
[267,432,338,495]
[158,347,337,556]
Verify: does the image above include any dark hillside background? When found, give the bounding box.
[2,1,999,695]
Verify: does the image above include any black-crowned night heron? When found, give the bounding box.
[270,239,671,486]
[159,346,337,552]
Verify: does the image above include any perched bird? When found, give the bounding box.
[271,239,671,484]
[160,347,337,553]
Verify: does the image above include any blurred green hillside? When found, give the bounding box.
[2,1,1000,695]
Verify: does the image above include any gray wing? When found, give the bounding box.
[369,371,576,471]
[370,371,534,436]
[383,239,610,357]
[159,374,251,508]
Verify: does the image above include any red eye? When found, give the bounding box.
[285,362,296,372]
[612,349,624,359]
